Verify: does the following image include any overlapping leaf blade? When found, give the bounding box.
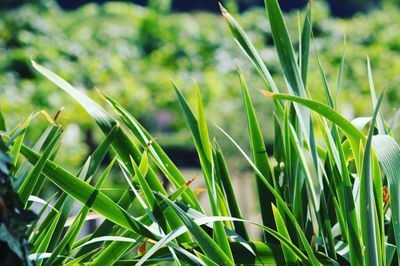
[239,70,276,242]
[19,144,157,238]
[373,135,400,264]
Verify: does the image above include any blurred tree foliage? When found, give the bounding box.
[0,0,399,168]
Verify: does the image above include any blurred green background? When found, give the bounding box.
[1,0,399,173]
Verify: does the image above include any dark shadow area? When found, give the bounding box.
[0,0,382,17]
[54,0,308,13]
[327,0,380,17]
[163,147,200,168]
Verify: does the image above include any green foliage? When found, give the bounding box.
[1,1,400,171]
[0,0,400,265]
[0,128,35,265]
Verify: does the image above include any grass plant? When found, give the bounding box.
[1,0,399,265]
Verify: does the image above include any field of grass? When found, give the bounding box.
[0,0,400,265]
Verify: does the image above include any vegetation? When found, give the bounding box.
[1,0,400,265]
[0,121,36,265]
[1,1,400,170]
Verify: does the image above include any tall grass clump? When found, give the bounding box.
[1,0,399,265]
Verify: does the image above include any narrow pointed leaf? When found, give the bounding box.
[240,71,276,241]
[19,144,157,239]
[101,91,202,211]
[32,60,166,199]
[213,141,249,240]
[219,4,278,94]
[264,92,365,169]
[45,159,116,265]
[10,115,32,167]
[264,0,305,97]
[158,196,234,266]
[372,135,400,264]
[217,126,319,264]
[367,58,386,134]
[360,93,384,265]
[272,204,297,264]
[300,3,311,86]
[18,125,62,205]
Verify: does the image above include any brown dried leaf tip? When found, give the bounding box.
[383,186,390,207]
[261,90,275,98]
